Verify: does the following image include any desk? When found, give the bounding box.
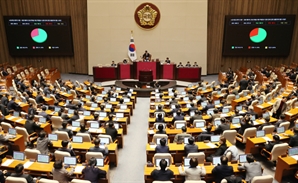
[133,62,160,79]
[69,164,110,183]
[118,63,132,79]
[231,96,250,109]
[93,67,118,82]
[52,141,119,166]
[275,156,298,182]
[285,108,298,121]
[176,67,201,81]
[161,64,176,79]
[253,100,276,116]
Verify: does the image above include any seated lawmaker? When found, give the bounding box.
[155,113,165,123]
[184,137,198,156]
[57,140,76,157]
[89,138,109,157]
[58,121,73,138]
[206,137,227,162]
[173,126,191,143]
[185,61,191,67]
[155,138,169,153]
[237,154,262,183]
[24,114,41,135]
[178,158,206,181]
[211,156,234,183]
[150,159,174,181]
[156,124,166,134]
[52,159,74,183]
[111,61,117,67]
[10,163,35,183]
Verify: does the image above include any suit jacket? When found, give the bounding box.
[238,162,262,182]
[24,120,40,134]
[184,144,198,156]
[172,115,185,122]
[151,169,174,181]
[238,122,253,135]
[10,173,35,183]
[257,122,271,130]
[155,145,169,153]
[289,134,298,147]
[36,137,52,155]
[7,100,20,111]
[52,167,74,183]
[212,165,234,183]
[89,146,109,156]
[178,166,206,181]
[36,95,45,104]
[271,99,287,114]
[82,166,106,183]
[265,141,280,152]
[39,111,50,121]
[190,115,203,123]
[57,147,76,156]
[58,127,73,138]
[0,97,8,106]
[213,144,228,156]
[105,127,118,141]
[173,133,191,143]
[239,79,248,92]
[216,123,230,134]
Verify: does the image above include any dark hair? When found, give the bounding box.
[159,159,167,170]
[94,138,100,146]
[181,126,187,132]
[220,136,226,144]
[61,140,69,148]
[189,158,198,168]
[220,117,226,123]
[53,160,63,169]
[74,110,78,115]
[157,113,162,119]
[158,124,164,131]
[280,114,285,120]
[246,154,255,163]
[273,134,280,141]
[206,125,212,132]
[188,137,194,144]
[80,124,86,132]
[14,163,24,173]
[220,156,228,165]
[88,157,97,167]
[39,131,46,138]
[158,104,162,110]
[119,98,124,104]
[62,121,68,128]
[28,114,34,120]
[214,109,218,114]
[160,138,167,146]
[108,114,113,121]
[42,106,46,111]
[110,108,115,113]
[93,113,99,120]
[100,105,105,110]
[265,116,270,123]
[108,122,114,128]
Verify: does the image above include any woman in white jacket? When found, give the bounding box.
[178,157,206,180]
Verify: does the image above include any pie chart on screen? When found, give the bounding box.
[31,28,47,43]
[249,28,267,43]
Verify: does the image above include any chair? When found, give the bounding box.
[220,179,228,183]
[153,153,173,166]
[50,94,58,103]
[51,116,63,130]
[185,181,206,183]
[262,125,275,134]
[55,131,70,141]
[223,130,237,145]
[71,179,91,183]
[187,152,205,164]
[39,178,59,183]
[174,120,187,129]
[28,98,37,106]
[98,134,114,143]
[225,151,232,162]
[236,127,256,144]
[85,152,104,161]
[279,122,290,130]
[15,126,38,145]
[24,149,41,160]
[193,120,206,127]
[251,175,273,183]
[1,122,13,132]
[152,134,168,144]
[54,150,71,160]
[5,177,27,183]
[154,112,165,118]
[70,89,77,98]
[76,133,92,142]
[261,143,288,162]
[226,94,235,104]
[72,99,81,105]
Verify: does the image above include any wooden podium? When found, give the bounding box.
[139,70,153,82]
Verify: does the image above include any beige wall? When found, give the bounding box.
[88,0,207,75]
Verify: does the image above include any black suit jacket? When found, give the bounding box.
[89,146,108,156]
[58,147,76,156]
[7,100,20,111]
[155,145,169,153]
[213,144,228,156]
[24,120,40,134]
[239,79,248,92]
[105,127,118,141]
[289,134,298,147]
[184,144,198,156]
[36,95,45,104]
[151,169,174,181]
[0,97,8,106]
[212,165,234,183]
[10,173,35,183]
[58,127,73,138]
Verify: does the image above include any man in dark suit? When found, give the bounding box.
[57,140,76,156]
[35,91,45,104]
[206,137,228,162]
[142,50,151,61]
[89,138,108,157]
[264,135,281,152]
[212,156,234,183]
[58,121,73,138]
[105,122,118,142]
[215,118,230,134]
[151,159,174,181]
[274,114,287,130]
[188,103,197,112]
[0,93,9,106]
[155,138,169,153]
[197,125,213,141]
[7,97,21,111]
[39,106,51,121]
[238,75,249,92]
[24,115,41,135]
[288,128,298,147]
[190,110,203,125]
[155,104,165,113]
[155,114,165,123]
[184,137,198,156]
[10,163,35,183]
[173,126,191,143]
[258,116,271,130]
[111,61,117,67]
[172,109,184,122]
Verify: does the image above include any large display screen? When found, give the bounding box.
[222,15,295,56]
[3,16,74,56]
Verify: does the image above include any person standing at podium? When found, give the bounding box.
[165,57,171,64]
[142,50,151,61]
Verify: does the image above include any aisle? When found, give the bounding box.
[109,98,150,183]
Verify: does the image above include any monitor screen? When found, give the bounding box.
[181,91,186,95]
[99,112,107,117]
[212,156,221,165]
[207,109,214,115]
[222,108,230,113]
[37,154,49,163]
[236,106,243,111]
[235,95,240,99]
[155,158,170,167]
[288,147,298,156]
[110,98,116,102]
[222,15,296,56]
[13,111,19,117]
[48,134,58,141]
[72,121,80,127]
[186,103,191,108]
[214,100,220,105]
[196,96,201,100]
[156,138,167,145]
[211,135,221,142]
[195,122,205,128]
[3,16,74,56]
[105,104,112,109]
[116,113,124,118]
[155,123,165,130]
[201,102,207,107]
[99,137,110,145]
[175,123,185,129]
[183,97,189,101]
[13,151,25,161]
[239,154,247,163]
[64,157,76,165]
[277,126,285,134]
[54,107,61,112]
[85,95,91,99]
[256,130,265,137]
[68,109,74,114]
[214,119,221,126]
[251,115,256,121]
[120,105,127,110]
[262,112,269,119]
[123,98,130,103]
[39,117,46,123]
[83,111,91,116]
[96,158,104,167]
[90,122,99,129]
[72,136,83,143]
[9,128,16,135]
[171,105,176,109]
[184,137,189,144]
[190,111,195,117]
[97,96,103,101]
[101,91,107,95]
[184,158,191,167]
[91,103,98,108]
[232,118,240,124]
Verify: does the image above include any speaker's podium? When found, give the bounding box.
[139,70,153,82]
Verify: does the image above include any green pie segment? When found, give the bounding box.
[249,28,267,43]
[31,28,47,43]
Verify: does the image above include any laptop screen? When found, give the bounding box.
[195,122,205,128]
[100,137,110,145]
[99,112,107,117]
[171,105,176,109]
[288,147,298,156]
[84,111,91,116]
[54,107,61,112]
[184,158,191,167]
[217,91,221,95]
[256,130,265,137]
[13,151,25,161]
[235,95,240,99]
[214,119,221,126]
[155,158,170,167]
[46,94,51,98]
[102,91,107,94]
[37,154,49,163]
[196,96,201,100]
[72,121,80,127]
[97,96,103,101]
[277,126,285,134]
[186,103,191,108]
[114,123,119,130]
[251,115,256,121]
[105,104,112,109]
[243,92,248,96]
[222,108,230,113]
[168,92,174,97]
[13,111,19,117]
[91,103,98,108]
[190,111,195,117]
[183,97,189,101]
[239,154,247,163]
[184,137,189,144]
[175,123,185,129]
[96,158,104,167]
[232,118,240,124]
[85,95,91,99]
[39,117,46,123]
[116,87,121,91]
[64,157,76,165]
[168,88,173,92]
[120,105,127,110]
[262,112,269,119]
[211,135,221,142]
[212,156,221,165]
[72,136,83,143]
[90,122,99,129]
[68,109,74,114]
[129,89,133,93]
[48,134,58,141]
[155,94,159,98]
[124,98,130,103]
[181,91,186,95]
[236,106,242,111]
[156,138,168,145]
[201,102,207,107]
[207,109,214,115]
[116,113,124,118]
[110,98,117,102]
[9,128,16,135]
[214,100,220,105]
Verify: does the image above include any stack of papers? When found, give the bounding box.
[253,121,259,125]
[2,159,14,166]
[291,155,298,160]
[7,116,15,120]
[148,130,155,134]
[24,161,34,168]
[16,119,23,122]
[233,124,241,128]
[262,137,272,142]
[200,128,206,132]
[206,143,217,148]
[149,145,157,149]
[74,166,85,173]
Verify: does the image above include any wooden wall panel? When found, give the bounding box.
[207,0,298,74]
[0,0,88,74]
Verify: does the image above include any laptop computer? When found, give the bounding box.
[155,158,170,167]
[184,137,189,144]
[120,105,127,110]
[211,135,221,142]
[243,92,248,96]
[212,156,221,165]
[156,138,168,145]
[83,111,91,116]
[97,96,103,101]
[37,154,50,163]
[9,128,16,135]
[124,98,130,103]
[201,102,207,108]
[39,117,46,124]
[129,89,133,93]
[96,158,104,167]
[48,134,58,141]
[207,109,214,115]
[296,123,298,128]
[72,136,83,143]
[72,121,80,128]
[214,100,220,105]
[116,113,124,118]
[54,107,61,112]
[232,118,240,124]
[90,122,99,129]
[256,130,265,137]
[99,137,110,145]
[217,91,221,95]
[13,151,25,161]
[110,98,117,102]
[175,123,185,129]
[114,123,119,130]
[102,91,107,94]
[13,111,19,117]
[214,119,221,126]
[85,95,91,99]
[183,97,189,101]
[99,112,107,117]
[105,104,112,109]
[196,96,201,100]
[222,108,230,113]
[184,158,191,167]
[262,112,270,119]
[116,87,121,91]
[68,109,74,115]
[276,126,285,134]
[195,122,205,128]
[236,106,242,111]
[239,154,247,163]
[288,147,298,156]
[235,95,240,99]
[91,103,98,108]
[64,157,76,165]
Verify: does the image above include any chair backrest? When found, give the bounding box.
[220,179,228,183]
[24,149,41,160]
[55,131,70,141]
[1,122,13,132]
[5,177,27,183]
[193,120,206,127]
[51,116,63,130]
[251,175,273,183]
[70,89,77,98]
[262,125,275,134]
[39,178,59,183]
[85,152,104,161]
[153,153,173,165]
[98,134,113,143]
[250,100,259,107]
[225,151,232,162]
[242,127,257,143]
[15,126,29,142]
[71,179,91,183]
[72,99,80,105]
[279,121,290,130]
[54,150,71,160]
[223,130,237,145]
[187,152,205,164]
[76,133,91,142]
[153,134,168,144]
[28,98,37,106]
[226,94,236,104]
[271,143,288,161]
[174,120,187,129]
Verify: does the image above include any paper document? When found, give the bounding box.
[262,137,272,142]
[8,116,15,120]
[23,161,34,168]
[149,145,157,149]
[233,124,241,128]
[291,155,298,160]
[253,121,259,125]
[2,159,14,166]
[200,128,206,132]
[16,119,23,122]
[74,166,85,173]
[90,107,95,111]
[148,130,155,134]
[206,143,217,148]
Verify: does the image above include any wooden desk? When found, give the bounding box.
[253,101,275,116]
[275,156,298,182]
[59,91,74,100]
[0,133,25,152]
[285,108,298,122]
[51,141,119,166]
[231,96,250,110]
[197,88,213,96]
